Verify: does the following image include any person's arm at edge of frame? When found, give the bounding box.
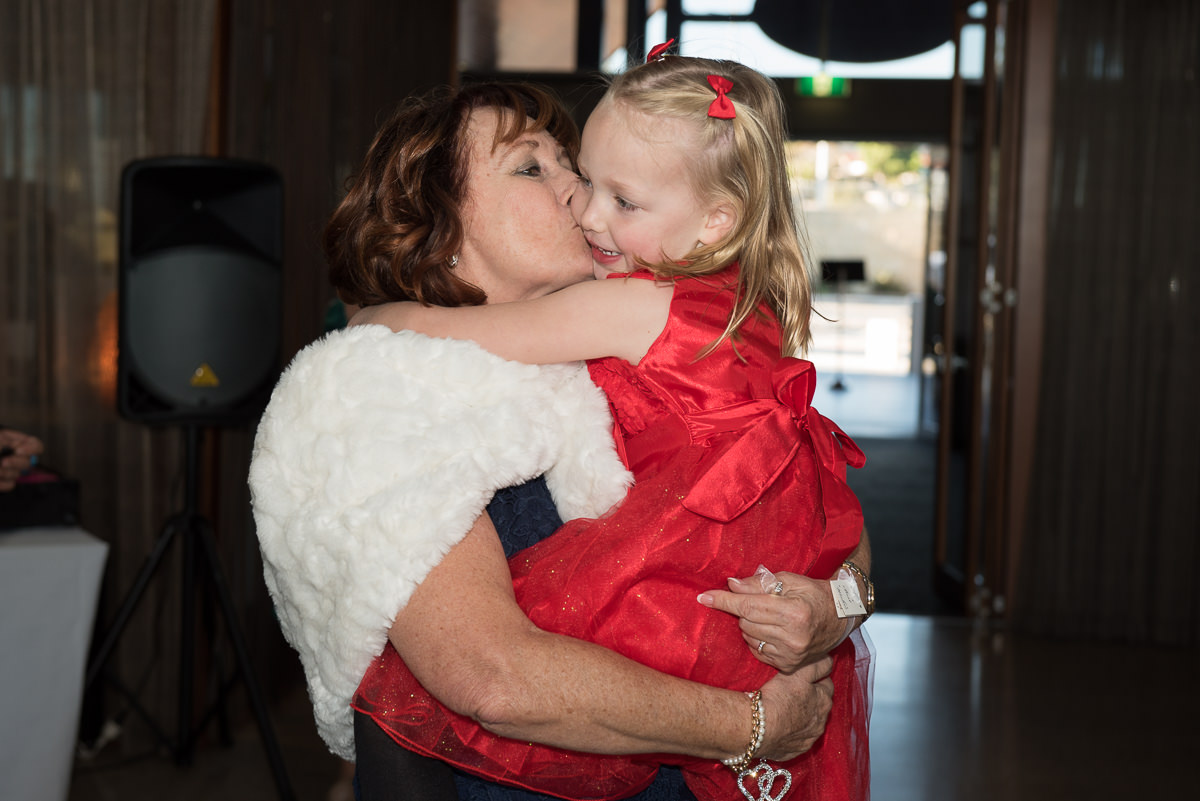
[0,427,44,492]
[388,510,833,762]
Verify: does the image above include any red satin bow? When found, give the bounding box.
[646,39,675,62]
[682,357,865,522]
[706,74,736,119]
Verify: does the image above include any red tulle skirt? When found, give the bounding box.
[353,438,872,801]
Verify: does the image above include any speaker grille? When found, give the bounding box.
[117,157,282,425]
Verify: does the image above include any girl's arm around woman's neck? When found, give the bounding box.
[350,277,673,366]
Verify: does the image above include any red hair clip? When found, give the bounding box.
[707,75,736,119]
[646,39,675,62]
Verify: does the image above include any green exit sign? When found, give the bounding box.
[796,75,852,98]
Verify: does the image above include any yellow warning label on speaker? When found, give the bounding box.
[190,363,221,387]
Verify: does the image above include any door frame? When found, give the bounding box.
[933,0,1054,616]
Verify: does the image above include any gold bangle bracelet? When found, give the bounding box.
[720,690,765,774]
[840,559,875,619]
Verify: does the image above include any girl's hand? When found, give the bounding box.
[698,567,846,674]
[349,301,420,331]
[755,656,834,760]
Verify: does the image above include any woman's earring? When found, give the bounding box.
[449,254,459,267]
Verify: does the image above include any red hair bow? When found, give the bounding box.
[646,39,675,62]
[707,74,736,119]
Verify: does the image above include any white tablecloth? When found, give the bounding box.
[0,527,108,801]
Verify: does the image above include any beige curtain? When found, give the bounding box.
[1,0,217,746]
[1016,0,1199,644]
[2,0,461,755]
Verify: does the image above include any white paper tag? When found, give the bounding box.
[830,571,867,619]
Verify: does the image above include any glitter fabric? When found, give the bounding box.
[355,266,870,801]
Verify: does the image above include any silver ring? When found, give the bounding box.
[771,580,784,595]
[757,640,767,653]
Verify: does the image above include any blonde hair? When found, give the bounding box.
[606,56,814,356]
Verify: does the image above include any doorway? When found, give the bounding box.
[792,138,957,616]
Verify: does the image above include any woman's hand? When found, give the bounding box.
[699,530,872,674]
[755,656,834,761]
[698,568,848,674]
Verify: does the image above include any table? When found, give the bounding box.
[0,527,108,801]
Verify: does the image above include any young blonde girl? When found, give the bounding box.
[352,54,871,801]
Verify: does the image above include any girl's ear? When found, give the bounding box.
[698,202,738,246]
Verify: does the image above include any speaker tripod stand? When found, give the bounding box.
[84,425,295,801]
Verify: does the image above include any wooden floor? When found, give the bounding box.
[66,613,1200,801]
[866,615,1198,800]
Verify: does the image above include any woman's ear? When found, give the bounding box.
[698,202,738,246]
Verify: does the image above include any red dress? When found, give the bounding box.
[354,267,871,801]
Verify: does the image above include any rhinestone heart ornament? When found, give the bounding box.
[738,760,792,801]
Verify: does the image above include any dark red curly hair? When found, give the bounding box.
[325,82,581,308]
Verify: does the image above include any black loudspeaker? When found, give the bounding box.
[117,157,283,425]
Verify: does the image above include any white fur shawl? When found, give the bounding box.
[248,324,632,760]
